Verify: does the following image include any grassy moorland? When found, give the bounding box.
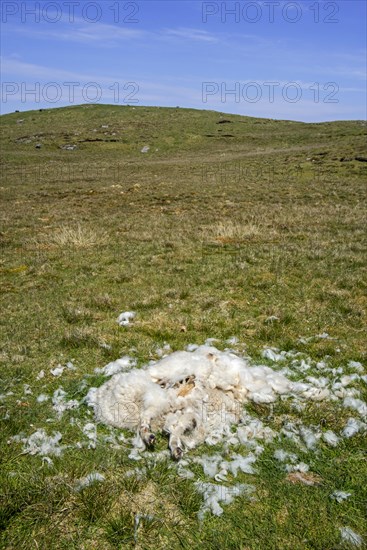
[0,104,366,549]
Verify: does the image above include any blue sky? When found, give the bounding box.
[1,0,366,121]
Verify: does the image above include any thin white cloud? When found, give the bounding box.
[162,27,218,43]
[4,16,221,46]
[4,20,145,45]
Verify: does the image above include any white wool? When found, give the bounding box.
[343,397,367,419]
[87,345,291,456]
[20,429,64,456]
[205,338,219,345]
[285,462,309,473]
[316,332,335,340]
[348,361,364,373]
[299,426,321,450]
[290,382,310,393]
[274,449,298,463]
[237,419,276,445]
[37,393,49,403]
[323,430,340,447]
[116,311,135,326]
[316,361,328,371]
[193,454,221,478]
[155,344,172,357]
[195,482,255,519]
[280,422,303,447]
[262,348,286,362]
[306,376,329,388]
[339,527,363,547]
[186,343,199,352]
[50,365,64,377]
[215,470,229,482]
[226,336,239,345]
[333,386,361,399]
[76,472,105,491]
[340,374,360,387]
[224,453,257,476]
[52,388,79,418]
[341,417,366,438]
[128,432,146,460]
[95,356,136,376]
[193,453,257,480]
[299,386,330,401]
[83,423,97,449]
[177,464,195,479]
[331,491,351,503]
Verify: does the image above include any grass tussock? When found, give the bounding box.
[49,223,108,249]
[204,218,274,244]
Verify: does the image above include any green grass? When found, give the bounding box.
[0,104,366,549]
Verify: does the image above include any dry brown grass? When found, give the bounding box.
[49,223,108,248]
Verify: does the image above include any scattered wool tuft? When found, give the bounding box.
[323,430,340,447]
[331,491,351,503]
[274,449,298,463]
[193,452,256,479]
[195,482,255,519]
[339,527,363,547]
[348,361,364,373]
[76,472,105,491]
[82,423,97,449]
[225,453,257,476]
[343,397,367,419]
[19,429,64,456]
[50,365,65,377]
[116,311,135,326]
[340,374,360,387]
[226,336,239,345]
[95,355,136,376]
[341,417,366,438]
[285,462,309,473]
[262,348,287,362]
[37,393,49,403]
[299,426,321,450]
[52,388,79,418]
[155,343,172,358]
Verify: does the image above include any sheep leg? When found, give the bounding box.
[169,433,183,460]
[167,413,198,460]
[139,415,156,447]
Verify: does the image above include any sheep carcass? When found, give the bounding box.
[87,345,290,459]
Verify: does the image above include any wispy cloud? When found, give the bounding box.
[162,27,219,43]
[4,20,145,46]
[5,19,221,47]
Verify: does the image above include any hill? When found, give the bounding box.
[1,105,366,549]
